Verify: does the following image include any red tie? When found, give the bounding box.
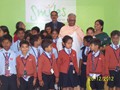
[5,52,10,76]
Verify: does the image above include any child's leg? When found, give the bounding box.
[116,87,120,90]
[62,87,67,90]
[19,77,27,90]
[69,87,74,90]
[8,75,17,90]
[108,87,114,90]
[28,77,34,90]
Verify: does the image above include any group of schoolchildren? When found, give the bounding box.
[0,21,120,90]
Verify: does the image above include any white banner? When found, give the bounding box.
[25,0,76,29]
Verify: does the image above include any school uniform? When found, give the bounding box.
[38,52,59,90]
[79,46,91,88]
[11,40,21,56]
[86,50,107,89]
[105,44,120,88]
[0,49,17,90]
[16,53,37,90]
[52,48,58,59]
[57,48,79,88]
[52,38,58,51]
[29,46,43,63]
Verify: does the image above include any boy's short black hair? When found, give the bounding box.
[41,39,52,50]
[84,35,93,43]
[24,33,32,40]
[90,38,101,48]
[30,34,41,46]
[2,34,12,43]
[52,29,58,34]
[31,26,40,33]
[111,30,120,37]
[62,35,73,43]
[86,27,95,33]
[20,40,29,47]
[0,26,10,35]
[16,28,25,34]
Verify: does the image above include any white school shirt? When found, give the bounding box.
[0,49,17,75]
[79,46,90,59]
[11,40,20,56]
[52,48,58,59]
[29,46,43,63]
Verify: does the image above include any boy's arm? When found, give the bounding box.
[57,51,62,72]
[32,56,37,79]
[79,59,83,75]
[86,54,90,77]
[38,56,44,82]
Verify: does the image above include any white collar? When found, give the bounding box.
[64,48,72,54]
[2,49,11,54]
[44,51,51,59]
[20,52,30,59]
[110,43,120,50]
[92,50,100,57]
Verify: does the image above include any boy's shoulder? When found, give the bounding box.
[105,45,112,50]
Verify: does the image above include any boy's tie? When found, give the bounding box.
[5,52,10,76]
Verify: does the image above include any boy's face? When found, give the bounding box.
[52,31,58,39]
[32,30,38,35]
[111,35,120,45]
[64,39,73,49]
[46,27,51,34]
[45,44,53,52]
[17,31,25,40]
[2,39,12,51]
[0,29,5,37]
[20,44,29,54]
[90,44,99,51]
[26,37,30,43]
[87,29,94,36]
[37,37,42,46]
[83,39,88,46]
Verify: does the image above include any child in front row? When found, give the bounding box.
[0,35,17,90]
[105,30,120,90]
[79,35,93,90]
[16,40,37,90]
[57,35,79,90]
[86,38,108,90]
[38,39,59,90]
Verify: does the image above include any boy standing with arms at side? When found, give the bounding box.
[0,35,17,90]
[16,40,37,90]
[105,30,120,90]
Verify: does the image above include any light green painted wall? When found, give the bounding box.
[0,0,120,36]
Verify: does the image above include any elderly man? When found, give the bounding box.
[57,13,84,66]
[45,11,65,33]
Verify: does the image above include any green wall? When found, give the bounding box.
[0,0,120,36]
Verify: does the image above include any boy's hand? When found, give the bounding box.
[17,78,20,88]
[0,80,2,87]
[39,80,44,87]
[33,79,36,86]
[55,77,59,84]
